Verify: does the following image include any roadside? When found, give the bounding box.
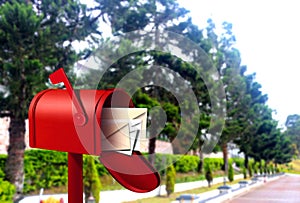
[124,173,285,203]
[19,174,243,203]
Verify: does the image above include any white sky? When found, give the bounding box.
[177,0,300,128]
[79,0,300,128]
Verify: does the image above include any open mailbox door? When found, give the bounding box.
[29,68,160,193]
[100,108,160,192]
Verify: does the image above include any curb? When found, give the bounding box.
[205,174,284,203]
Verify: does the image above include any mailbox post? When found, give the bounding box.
[29,68,160,202]
[68,153,83,202]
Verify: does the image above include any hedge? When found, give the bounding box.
[0,166,15,202]
[0,150,244,194]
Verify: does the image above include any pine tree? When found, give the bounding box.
[0,0,99,200]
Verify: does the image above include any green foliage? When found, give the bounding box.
[0,155,6,178]
[231,158,244,168]
[23,150,68,193]
[228,164,234,182]
[0,159,14,201]
[204,163,213,187]
[204,158,224,171]
[174,155,198,173]
[175,174,206,183]
[83,156,102,203]
[259,165,264,175]
[269,164,274,174]
[248,163,253,177]
[95,161,109,176]
[0,177,15,202]
[165,164,176,196]
[285,114,300,157]
[242,167,247,179]
[253,162,258,174]
[0,0,100,196]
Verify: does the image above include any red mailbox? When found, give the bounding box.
[29,88,134,155]
[28,68,160,200]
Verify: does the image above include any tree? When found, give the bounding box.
[0,0,99,199]
[93,0,189,35]
[205,19,247,177]
[165,164,176,197]
[234,72,268,169]
[84,156,102,203]
[273,131,293,165]
[205,163,213,187]
[242,166,247,179]
[285,114,300,157]
[228,163,234,182]
[85,0,211,160]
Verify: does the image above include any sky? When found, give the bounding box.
[177,0,300,128]
[78,0,300,128]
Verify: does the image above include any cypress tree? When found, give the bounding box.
[165,164,176,197]
[205,163,213,187]
[83,156,102,203]
[228,164,234,182]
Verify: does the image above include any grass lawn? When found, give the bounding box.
[281,159,300,174]
[39,171,240,196]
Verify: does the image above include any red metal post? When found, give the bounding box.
[68,153,83,203]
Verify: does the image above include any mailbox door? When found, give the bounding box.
[100,151,161,193]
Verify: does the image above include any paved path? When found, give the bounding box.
[227,174,300,203]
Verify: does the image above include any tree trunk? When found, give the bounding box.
[198,150,204,173]
[197,139,204,173]
[5,118,26,201]
[222,143,228,174]
[244,154,249,169]
[148,137,156,165]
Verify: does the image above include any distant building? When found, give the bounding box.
[0,118,30,154]
[139,139,173,154]
[0,117,10,154]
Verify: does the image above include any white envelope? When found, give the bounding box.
[100,108,147,155]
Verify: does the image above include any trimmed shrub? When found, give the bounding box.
[205,163,213,187]
[83,156,102,203]
[242,167,247,179]
[23,149,68,193]
[174,155,199,173]
[253,163,258,174]
[248,163,253,177]
[204,158,223,172]
[228,164,234,182]
[166,164,176,196]
[231,158,244,168]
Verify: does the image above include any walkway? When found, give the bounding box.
[227,174,300,203]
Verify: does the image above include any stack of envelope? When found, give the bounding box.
[101,108,147,155]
